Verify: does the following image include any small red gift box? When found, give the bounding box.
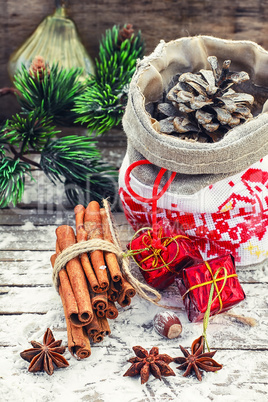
[127,219,203,290]
[176,254,246,322]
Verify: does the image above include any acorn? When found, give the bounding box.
[153,311,182,339]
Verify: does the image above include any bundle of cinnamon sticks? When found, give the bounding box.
[50,201,136,359]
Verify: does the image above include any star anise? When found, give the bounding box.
[123,345,175,384]
[20,328,69,375]
[173,336,222,381]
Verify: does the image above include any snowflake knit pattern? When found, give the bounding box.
[119,155,268,266]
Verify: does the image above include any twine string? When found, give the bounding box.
[182,261,235,352]
[52,199,162,304]
[202,266,228,352]
[125,227,191,272]
[102,199,162,304]
[53,239,122,291]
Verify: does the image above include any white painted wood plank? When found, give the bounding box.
[0,286,58,314]
[0,220,133,251]
[0,210,127,226]
[0,260,53,286]
[0,283,266,350]
[1,253,267,285]
[0,250,52,262]
[1,342,266,402]
[0,326,267,401]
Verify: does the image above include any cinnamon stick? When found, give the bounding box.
[74,205,100,293]
[92,333,105,343]
[117,278,136,307]
[85,311,101,338]
[84,201,109,292]
[96,310,106,318]
[74,204,87,238]
[51,253,91,357]
[56,225,93,325]
[107,280,120,302]
[106,300,119,319]
[100,208,123,284]
[50,253,81,327]
[66,324,91,360]
[98,316,111,336]
[90,290,108,312]
[85,312,105,343]
[61,293,91,359]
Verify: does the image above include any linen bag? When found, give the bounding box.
[119,35,268,266]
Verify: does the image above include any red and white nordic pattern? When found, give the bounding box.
[119,155,268,265]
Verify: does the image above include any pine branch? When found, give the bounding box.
[9,145,41,169]
[40,135,118,206]
[74,82,125,134]
[0,25,134,208]
[0,146,5,158]
[0,157,33,207]
[13,64,85,125]
[0,87,20,97]
[40,135,102,184]
[96,25,144,89]
[74,24,145,135]
[64,164,118,207]
[4,109,59,153]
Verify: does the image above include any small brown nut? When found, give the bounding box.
[153,311,182,339]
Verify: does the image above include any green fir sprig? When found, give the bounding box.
[40,135,100,184]
[74,24,145,134]
[74,81,126,134]
[14,64,85,125]
[0,157,32,208]
[4,109,59,152]
[95,24,144,89]
[40,135,118,206]
[0,23,143,208]
[64,164,118,207]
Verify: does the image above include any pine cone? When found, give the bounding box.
[118,24,134,45]
[29,56,50,81]
[157,56,254,142]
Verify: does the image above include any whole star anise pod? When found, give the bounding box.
[123,345,175,384]
[20,328,69,375]
[173,336,222,381]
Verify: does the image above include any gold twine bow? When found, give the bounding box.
[183,261,237,313]
[125,226,191,272]
[183,260,237,351]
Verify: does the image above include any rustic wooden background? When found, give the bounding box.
[1,0,268,120]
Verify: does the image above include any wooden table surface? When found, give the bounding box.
[0,1,268,399]
[1,191,268,401]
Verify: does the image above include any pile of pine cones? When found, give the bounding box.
[154,56,254,143]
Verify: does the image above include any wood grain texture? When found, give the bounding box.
[1,0,268,119]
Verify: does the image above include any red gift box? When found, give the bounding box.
[176,254,246,322]
[127,219,203,290]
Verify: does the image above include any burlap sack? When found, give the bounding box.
[119,36,268,266]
